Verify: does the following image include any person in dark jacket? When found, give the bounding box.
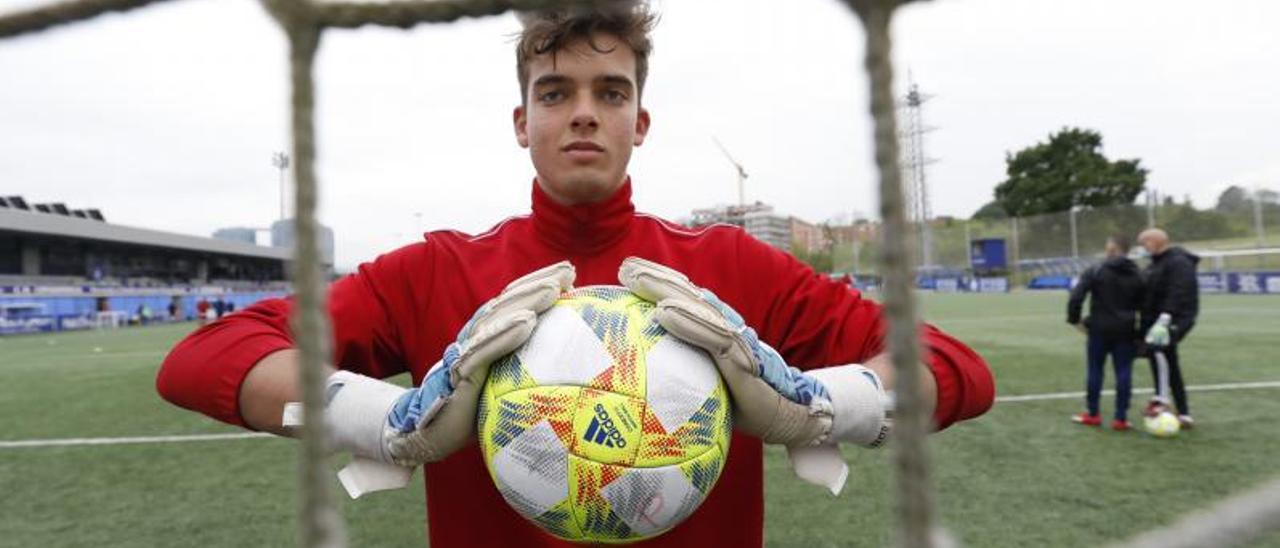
[1068,234,1145,430]
[1137,228,1200,428]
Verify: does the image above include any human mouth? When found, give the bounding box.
[563,141,605,161]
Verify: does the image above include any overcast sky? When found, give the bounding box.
[2,0,1277,270]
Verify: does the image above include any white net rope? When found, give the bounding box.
[3,1,1277,547]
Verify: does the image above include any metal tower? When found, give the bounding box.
[899,79,936,268]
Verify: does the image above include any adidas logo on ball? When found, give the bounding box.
[583,403,627,448]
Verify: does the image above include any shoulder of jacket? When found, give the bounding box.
[424,214,531,244]
[633,213,743,240]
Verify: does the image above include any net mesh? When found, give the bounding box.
[2,1,1276,547]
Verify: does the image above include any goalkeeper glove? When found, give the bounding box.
[618,257,891,494]
[1145,312,1172,348]
[288,261,575,498]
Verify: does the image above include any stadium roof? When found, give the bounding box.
[0,207,291,261]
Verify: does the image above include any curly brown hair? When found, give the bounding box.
[515,2,657,105]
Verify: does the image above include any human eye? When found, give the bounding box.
[601,88,628,105]
[538,89,566,104]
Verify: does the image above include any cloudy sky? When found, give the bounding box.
[1,0,1276,270]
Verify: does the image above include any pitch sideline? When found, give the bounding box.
[2,381,1278,449]
[995,380,1280,403]
[0,432,272,449]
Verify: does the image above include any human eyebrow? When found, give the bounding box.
[596,74,635,91]
[532,74,571,89]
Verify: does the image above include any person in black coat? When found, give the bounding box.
[1067,234,1145,430]
[1137,228,1200,428]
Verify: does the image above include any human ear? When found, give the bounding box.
[514,105,530,148]
[633,107,651,147]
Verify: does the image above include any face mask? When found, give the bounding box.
[1133,248,1151,260]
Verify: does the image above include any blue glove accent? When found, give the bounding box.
[387,320,471,433]
[387,364,451,434]
[698,289,830,406]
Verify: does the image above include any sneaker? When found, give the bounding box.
[1178,415,1195,429]
[1071,413,1102,426]
[1144,399,1169,418]
[1111,419,1131,431]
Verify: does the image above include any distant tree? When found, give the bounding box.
[1215,185,1252,213]
[971,200,1008,220]
[1160,202,1247,242]
[791,241,834,274]
[994,127,1147,217]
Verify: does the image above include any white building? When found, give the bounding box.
[270,219,334,268]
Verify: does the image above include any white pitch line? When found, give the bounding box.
[996,381,1280,404]
[4,381,1279,449]
[0,432,273,449]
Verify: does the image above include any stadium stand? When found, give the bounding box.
[0,195,293,286]
[0,197,294,334]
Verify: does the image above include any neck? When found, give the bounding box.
[535,178,627,207]
[530,177,635,254]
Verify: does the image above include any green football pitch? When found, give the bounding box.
[2,293,1278,547]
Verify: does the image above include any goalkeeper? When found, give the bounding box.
[156,3,995,546]
[1136,228,1200,428]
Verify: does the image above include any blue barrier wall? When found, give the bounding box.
[1030,272,1280,294]
[915,276,1009,293]
[0,291,286,335]
[1197,272,1280,294]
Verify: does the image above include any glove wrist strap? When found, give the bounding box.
[806,364,891,448]
[321,370,407,462]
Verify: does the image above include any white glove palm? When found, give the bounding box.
[618,257,890,494]
[294,261,575,498]
[1145,312,1172,347]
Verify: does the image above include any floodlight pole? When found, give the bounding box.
[1253,188,1266,249]
[964,221,973,271]
[273,151,291,221]
[1069,206,1079,258]
[1147,189,1158,228]
[851,213,863,276]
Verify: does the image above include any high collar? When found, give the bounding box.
[531,178,635,254]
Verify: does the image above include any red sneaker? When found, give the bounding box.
[1111,419,1131,431]
[1071,413,1102,426]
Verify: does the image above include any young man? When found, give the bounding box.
[1137,228,1199,428]
[157,5,994,546]
[1067,235,1145,430]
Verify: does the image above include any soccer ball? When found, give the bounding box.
[477,286,733,543]
[1143,411,1181,438]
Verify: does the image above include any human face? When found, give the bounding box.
[1138,235,1160,256]
[514,34,651,205]
[1104,239,1120,258]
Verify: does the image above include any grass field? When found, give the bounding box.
[2,292,1279,547]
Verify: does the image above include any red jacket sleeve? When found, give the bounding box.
[731,232,995,430]
[155,243,431,428]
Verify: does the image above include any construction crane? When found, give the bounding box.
[712,136,748,206]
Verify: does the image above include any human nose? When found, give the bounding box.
[569,94,599,131]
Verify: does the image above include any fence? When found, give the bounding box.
[2,1,1277,547]
[831,200,1280,282]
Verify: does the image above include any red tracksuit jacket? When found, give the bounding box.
[157,180,995,547]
